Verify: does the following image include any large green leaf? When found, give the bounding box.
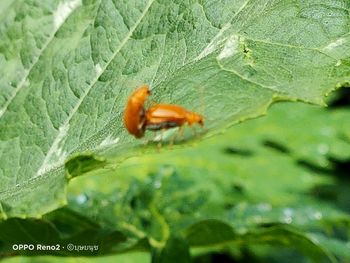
[1,0,350,218]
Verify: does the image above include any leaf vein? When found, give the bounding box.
[194,0,251,61]
[0,0,82,119]
[216,60,279,94]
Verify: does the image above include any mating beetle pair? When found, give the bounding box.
[124,85,204,139]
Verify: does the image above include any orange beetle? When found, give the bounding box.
[145,104,204,131]
[123,85,151,138]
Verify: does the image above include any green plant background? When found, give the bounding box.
[0,0,350,262]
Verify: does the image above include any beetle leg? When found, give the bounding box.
[169,132,176,148]
[142,137,149,146]
[191,125,197,137]
[170,126,183,146]
[157,128,166,150]
[178,126,184,140]
[137,108,146,130]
